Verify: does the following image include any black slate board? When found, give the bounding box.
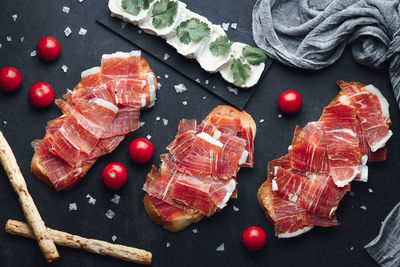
[95,1,272,110]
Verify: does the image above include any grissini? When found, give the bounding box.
[144,105,256,232]
[5,219,152,265]
[0,131,59,262]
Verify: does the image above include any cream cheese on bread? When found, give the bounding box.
[108,0,154,25]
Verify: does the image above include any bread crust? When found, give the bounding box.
[31,55,157,190]
[257,179,277,224]
[144,105,256,232]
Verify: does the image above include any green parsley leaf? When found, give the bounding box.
[176,18,210,45]
[152,0,178,29]
[122,0,153,16]
[209,36,233,56]
[230,59,251,87]
[242,46,266,66]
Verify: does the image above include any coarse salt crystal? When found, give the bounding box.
[111,235,117,242]
[69,203,77,211]
[350,246,354,251]
[195,78,201,83]
[3,121,7,125]
[233,205,239,212]
[164,74,169,79]
[213,86,216,89]
[62,6,70,14]
[78,28,87,36]
[30,50,37,57]
[121,21,127,29]
[174,84,187,93]
[110,194,121,204]
[157,82,162,88]
[64,27,72,37]
[86,194,96,205]
[7,36,12,42]
[12,14,18,21]
[166,242,171,248]
[139,121,145,127]
[182,101,187,105]
[61,65,68,73]
[259,119,264,123]
[205,80,209,85]
[138,29,142,34]
[157,75,161,79]
[0,44,2,48]
[277,114,282,118]
[192,229,198,234]
[147,135,152,140]
[156,116,161,121]
[360,205,367,211]
[221,23,230,31]
[202,96,206,100]
[105,209,115,219]
[368,188,373,193]
[20,37,24,42]
[216,243,225,251]
[163,53,169,60]
[79,0,85,2]
[231,23,237,29]
[163,118,168,126]
[227,86,238,95]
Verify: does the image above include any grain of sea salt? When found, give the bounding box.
[195,78,201,83]
[69,203,77,211]
[192,229,198,234]
[368,188,373,193]
[86,194,96,205]
[111,235,117,242]
[259,119,264,123]
[163,118,168,126]
[139,121,145,127]
[79,0,85,2]
[166,242,171,248]
[182,101,187,106]
[205,80,209,85]
[78,28,87,36]
[350,246,354,251]
[174,84,187,93]
[0,44,2,49]
[360,205,367,211]
[146,135,152,140]
[3,121,7,125]
[163,53,169,60]
[64,27,72,37]
[7,36,12,42]
[202,96,206,100]
[233,205,239,212]
[221,23,230,31]
[62,6,70,14]
[164,74,169,79]
[277,114,282,118]
[231,23,237,29]
[12,14,18,21]
[156,116,161,121]
[110,194,121,204]
[30,50,37,57]
[216,243,225,251]
[105,209,115,219]
[227,86,238,95]
[61,65,68,73]
[20,37,24,42]
[138,29,142,34]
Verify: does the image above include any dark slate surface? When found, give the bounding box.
[96,2,273,110]
[0,0,399,266]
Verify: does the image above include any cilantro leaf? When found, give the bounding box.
[230,59,251,87]
[242,46,266,66]
[152,0,178,29]
[209,36,232,56]
[176,18,210,45]
[122,0,153,16]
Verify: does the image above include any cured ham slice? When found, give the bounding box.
[101,106,140,138]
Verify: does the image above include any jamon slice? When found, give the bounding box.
[167,131,196,162]
[176,119,197,135]
[101,106,140,138]
[337,81,392,152]
[238,127,254,167]
[320,103,362,187]
[100,51,142,81]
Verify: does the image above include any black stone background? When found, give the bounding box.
[0,0,399,266]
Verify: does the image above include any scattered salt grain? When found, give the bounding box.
[61,65,68,73]
[121,21,128,29]
[78,28,87,36]
[0,44,2,49]
[259,119,264,123]
[182,101,187,106]
[213,86,216,89]
[111,235,117,242]
[360,205,367,211]
[139,121,145,127]
[195,78,201,83]
[146,135,152,140]
[164,74,169,79]
[163,118,168,126]
[105,209,115,219]
[7,36,12,42]
[163,53,169,60]
[349,191,355,197]
[64,27,72,37]
[110,194,121,205]
[20,37,24,42]
[350,246,354,251]
[174,84,187,93]
[231,23,237,29]
[216,243,225,251]
[202,96,206,100]
[30,50,37,57]
[3,121,7,125]
[156,116,161,121]
[205,80,209,85]
[166,242,171,248]
[227,86,238,95]
[233,205,239,212]
[277,114,282,118]
[157,75,161,79]
[192,229,198,234]
[79,0,85,2]
[86,194,96,205]
[62,6,70,14]
[69,203,77,211]
[157,82,162,88]
[221,23,230,31]
[138,29,142,34]
[12,14,18,21]
[368,188,373,193]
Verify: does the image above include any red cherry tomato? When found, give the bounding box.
[0,67,22,92]
[278,90,303,114]
[37,36,60,61]
[242,226,267,251]
[129,138,154,164]
[102,162,128,190]
[28,82,55,108]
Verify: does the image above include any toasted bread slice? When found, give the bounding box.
[143,105,256,232]
[257,179,277,224]
[31,55,157,190]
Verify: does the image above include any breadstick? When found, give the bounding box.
[5,220,152,264]
[0,131,59,262]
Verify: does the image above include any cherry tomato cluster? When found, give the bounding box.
[0,36,60,108]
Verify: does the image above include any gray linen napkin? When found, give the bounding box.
[252,0,400,107]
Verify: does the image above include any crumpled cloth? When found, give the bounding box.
[365,202,400,266]
[252,0,400,108]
